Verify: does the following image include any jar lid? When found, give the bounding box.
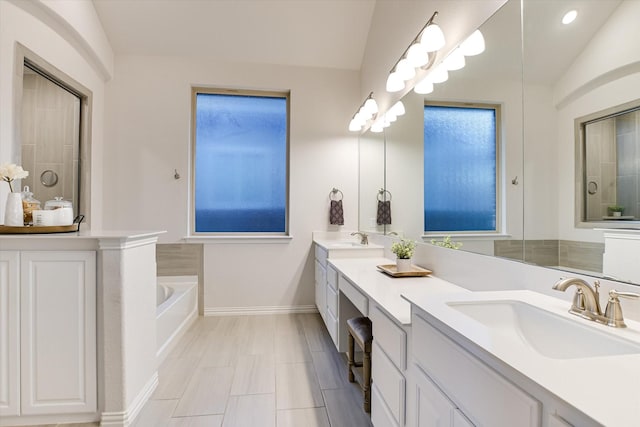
[44,196,72,210]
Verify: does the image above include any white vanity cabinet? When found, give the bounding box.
[370,304,407,427]
[0,250,97,421]
[410,311,541,427]
[314,245,327,321]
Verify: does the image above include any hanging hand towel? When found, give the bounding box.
[377,200,392,225]
[330,200,344,225]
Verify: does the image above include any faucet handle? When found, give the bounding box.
[604,290,640,328]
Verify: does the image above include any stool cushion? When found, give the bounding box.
[347,317,373,343]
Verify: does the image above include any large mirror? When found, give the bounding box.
[359,0,640,286]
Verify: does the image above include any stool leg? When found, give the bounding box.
[363,348,371,413]
[347,333,355,382]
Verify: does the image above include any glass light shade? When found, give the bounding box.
[430,65,449,83]
[363,97,378,115]
[391,101,405,116]
[460,30,485,56]
[371,121,384,133]
[443,48,466,71]
[406,43,429,67]
[348,119,362,132]
[386,72,405,92]
[414,78,434,94]
[353,112,366,126]
[386,112,397,123]
[396,59,416,81]
[420,23,445,52]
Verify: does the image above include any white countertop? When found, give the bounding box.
[402,289,640,427]
[327,257,469,325]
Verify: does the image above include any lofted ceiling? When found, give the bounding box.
[92,0,376,70]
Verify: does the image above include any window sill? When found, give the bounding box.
[183,235,293,244]
[422,233,512,241]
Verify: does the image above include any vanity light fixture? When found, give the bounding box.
[385,11,444,93]
[562,10,578,25]
[349,92,379,132]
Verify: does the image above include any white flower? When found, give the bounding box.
[1,162,29,192]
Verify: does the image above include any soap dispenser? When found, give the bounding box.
[21,186,41,225]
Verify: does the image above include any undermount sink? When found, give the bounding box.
[447,300,640,359]
[326,242,365,248]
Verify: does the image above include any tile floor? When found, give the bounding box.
[13,314,371,427]
[132,313,373,427]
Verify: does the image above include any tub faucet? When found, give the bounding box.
[351,232,368,245]
[553,277,640,327]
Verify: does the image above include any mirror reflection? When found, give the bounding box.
[360,0,640,286]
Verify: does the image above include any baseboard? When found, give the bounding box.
[204,304,319,316]
[100,372,158,426]
[156,308,198,364]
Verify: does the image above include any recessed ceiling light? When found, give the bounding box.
[562,10,578,25]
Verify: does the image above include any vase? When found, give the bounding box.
[4,192,24,226]
[396,257,413,273]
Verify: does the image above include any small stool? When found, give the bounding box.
[346,316,373,412]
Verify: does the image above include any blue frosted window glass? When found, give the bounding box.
[194,92,287,233]
[424,105,497,232]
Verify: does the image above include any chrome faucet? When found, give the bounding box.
[552,277,640,328]
[351,231,368,245]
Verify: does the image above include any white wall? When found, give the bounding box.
[0,0,111,229]
[103,55,360,312]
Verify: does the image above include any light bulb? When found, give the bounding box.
[396,59,416,81]
[391,101,405,116]
[420,23,445,52]
[386,112,397,123]
[562,10,577,25]
[406,43,429,67]
[430,65,449,84]
[460,30,485,56]
[386,72,405,93]
[363,97,378,115]
[443,48,465,71]
[414,77,434,95]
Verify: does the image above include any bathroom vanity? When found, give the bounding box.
[0,230,163,427]
[314,237,640,427]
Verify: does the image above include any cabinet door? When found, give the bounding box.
[412,365,454,427]
[20,251,97,415]
[453,409,475,427]
[314,260,326,319]
[0,251,20,416]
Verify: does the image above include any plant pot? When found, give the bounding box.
[613,211,622,217]
[396,257,413,273]
[4,192,24,226]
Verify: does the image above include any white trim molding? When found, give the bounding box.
[205,305,318,317]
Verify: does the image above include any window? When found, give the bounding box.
[192,89,289,234]
[423,103,499,233]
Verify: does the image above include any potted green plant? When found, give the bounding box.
[608,205,625,217]
[391,238,416,272]
[431,236,463,250]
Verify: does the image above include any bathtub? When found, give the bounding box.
[156,276,198,363]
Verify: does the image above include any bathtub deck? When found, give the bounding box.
[133,313,373,427]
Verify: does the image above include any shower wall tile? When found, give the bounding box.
[493,239,524,261]
[559,240,603,273]
[524,240,559,267]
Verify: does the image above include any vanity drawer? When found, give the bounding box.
[326,283,338,318]
[412,313,540,427]
[314,260,326,285]
[326,309,338,346]
[371,384,399,427]
[315,245,328,265]
[370,305,406,371]
[372,341,405,426]
[326,264,338,291]
[338,275,368,316]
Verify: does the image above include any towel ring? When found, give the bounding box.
[330,188,344,201]
[377,189,392,201]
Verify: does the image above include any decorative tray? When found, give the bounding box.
[0,216,84,235]
[377,264,432,278]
